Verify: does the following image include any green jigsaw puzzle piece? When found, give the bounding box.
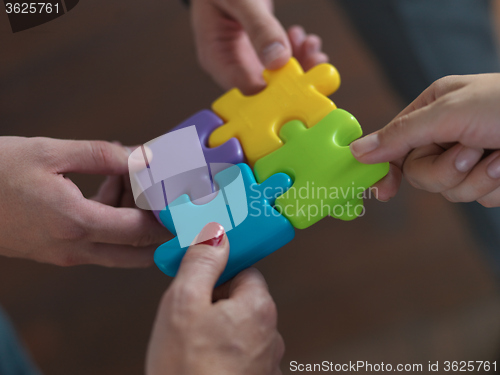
[254,109,389,229]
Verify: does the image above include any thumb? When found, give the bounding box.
[223,0,291,69]
[56,139,130,175]
[170,222,229,306]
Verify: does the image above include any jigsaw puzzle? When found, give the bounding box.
[128,57,390,284]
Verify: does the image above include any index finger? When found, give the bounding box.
[350,76,477,164]
[226,268,277,326]
[227,268,270,303]
[53,139,130,175]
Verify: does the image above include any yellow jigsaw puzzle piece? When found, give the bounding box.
[208,58,341,166]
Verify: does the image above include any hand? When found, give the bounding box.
[0,136,170,267]
[191,0,328,94]
[146,222,284,375]
[350,74,500,207]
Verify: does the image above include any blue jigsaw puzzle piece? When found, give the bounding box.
[155,163,295,285]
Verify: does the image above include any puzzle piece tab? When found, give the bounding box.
[208,58,341,165]
[154,163,295,285]
[254,109,390,229]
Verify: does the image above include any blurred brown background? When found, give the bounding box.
[1,1,500,374]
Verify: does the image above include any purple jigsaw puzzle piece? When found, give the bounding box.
[130,110,245,225]
[170,109,245,170]
[129,126,211,223]
[138,110,244,225]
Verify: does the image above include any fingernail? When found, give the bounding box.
[262,42,286,67]
[370,187,390,203]
[455,147,483,173]
[291,25,306,42]
[195,222,225,247]
[487,155,500,179]
[306,35,321,54]
[350,133,380,158]
[127,147,147,173]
